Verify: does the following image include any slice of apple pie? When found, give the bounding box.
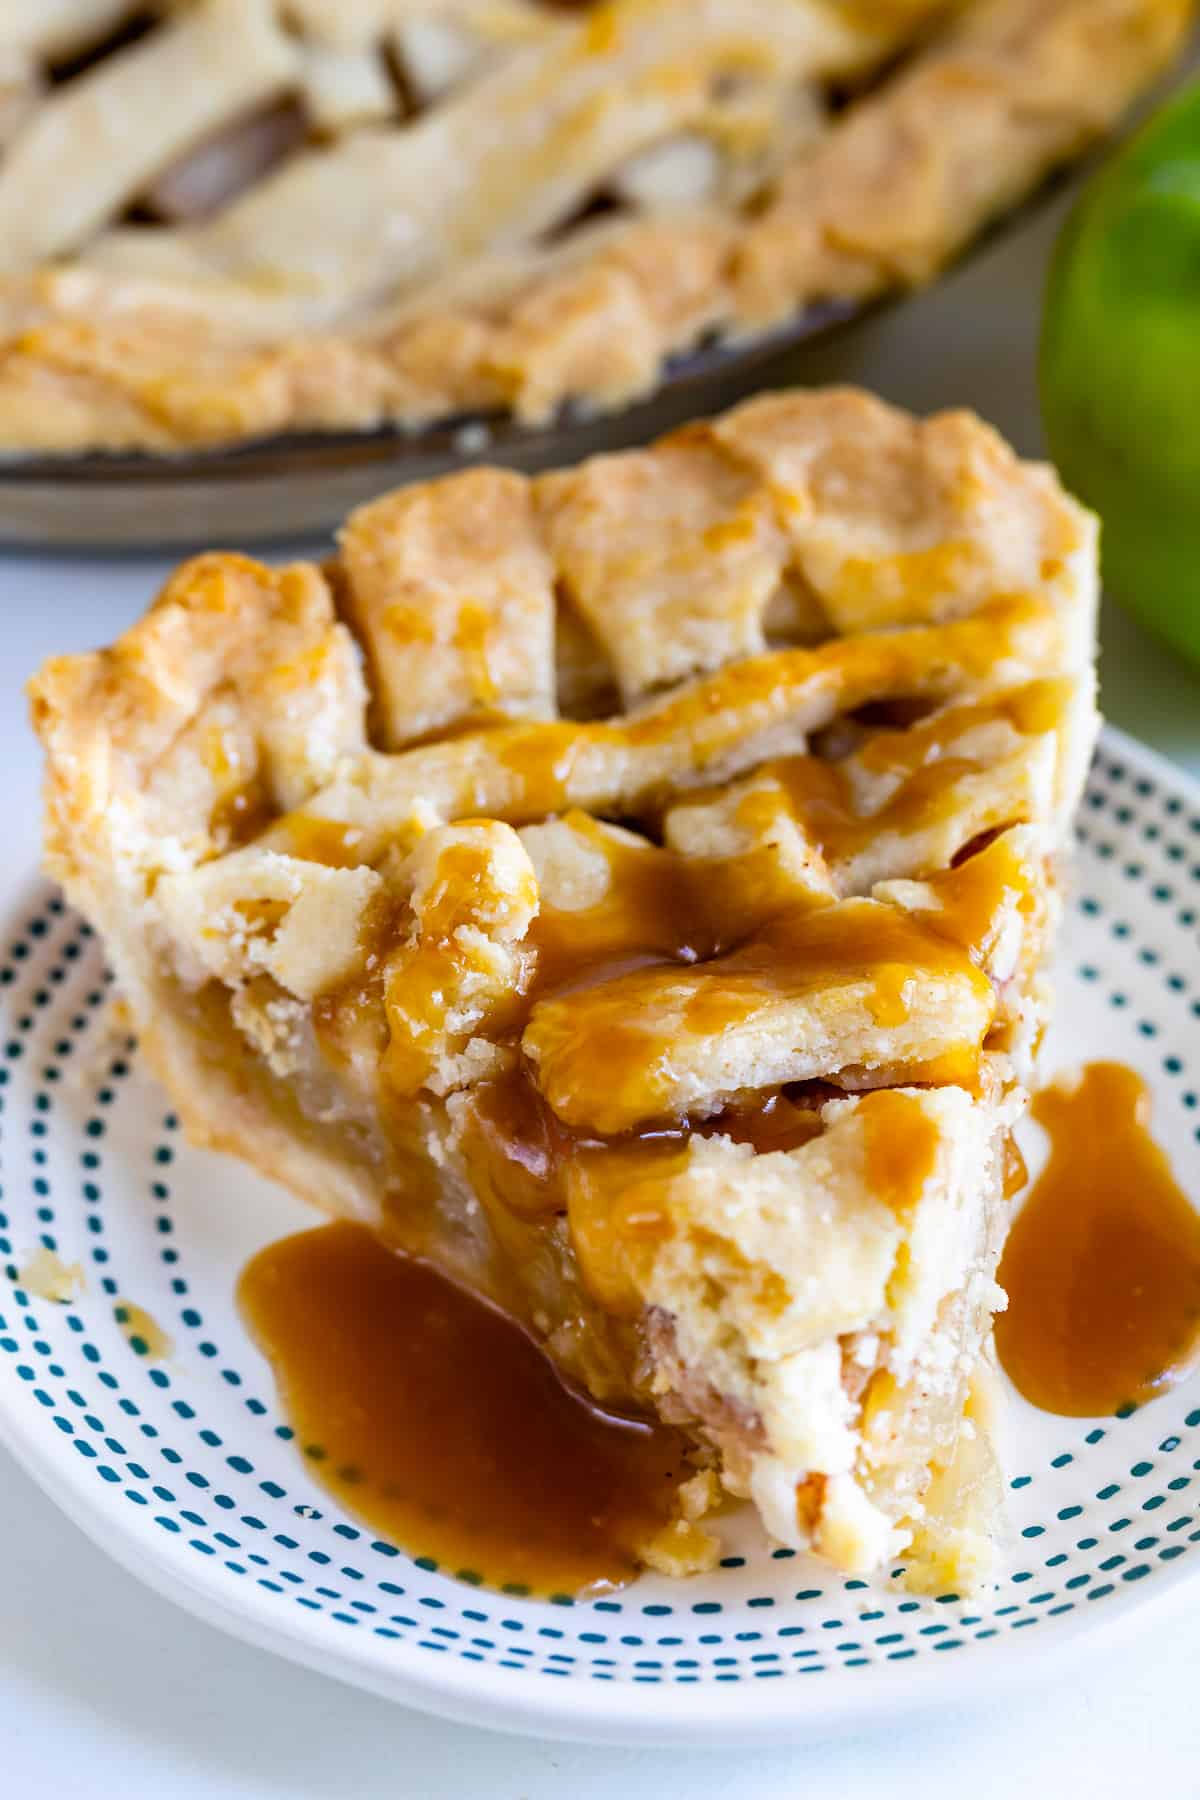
[30,389,1098,1588]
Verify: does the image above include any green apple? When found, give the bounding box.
[1041,78,1200,668]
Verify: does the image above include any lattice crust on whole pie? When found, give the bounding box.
[31,389,1099,1585]
[0,0,1191,451]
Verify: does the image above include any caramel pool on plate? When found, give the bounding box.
[996,1061,1200,1417]
[239,1220,689,1596]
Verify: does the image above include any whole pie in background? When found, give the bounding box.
[0,0,1191,454]
[31,386,1098,1589]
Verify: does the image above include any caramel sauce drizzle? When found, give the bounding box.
[927,829,1039,955]
[279,813,368,868]
[771,682,1065,869]
[312,753,1025,1228]
[222,661,1047,1421]
[525,895,994,1135]
[996,1062,1200,1417]
[776,750,995,870]
[862,1088,941,1218]
[222,650,1062,1590]
[463,1065,828,1223]
[208,777,275,850]
[459,816,1021,1297]
[239,1221,689,1596]
[260,596,1055,851]
[523,813,728,1000]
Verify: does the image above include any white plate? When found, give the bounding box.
[1,724,1198,1746]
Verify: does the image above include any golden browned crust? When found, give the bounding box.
[0,0,1191,453]
[30,385,1099,862]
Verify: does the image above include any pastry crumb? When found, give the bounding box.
[639,1517,721,1578]
[18,1246,84,1304]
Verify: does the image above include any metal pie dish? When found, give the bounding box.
[0,301,861,550]
[0,159,1092,552]
[0,140,1150,550]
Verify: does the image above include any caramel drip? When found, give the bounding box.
[311,890,407,1075]
[454,603,498,707]
[269,596,1055,847]
[240,1221,689,1596]
[208,776,274,849]
[861,1088,940,1216]
[996,1062,1200,1417]
[869,962,912,1029]
[450,797,1012,1161]
[566,1142,688,1316]
[831,541,984,627]
[463,1066,829,1224]
[912,828,1039,966]
[702,1090,828,1155]
[714,899,988,1007]
[206,622,1051,1247]
[525,898,992,1134]
[279,813,369,868]
[525,812,728,1002]
[773,682,1065,869]
[494,720,596,819]
[1003,1132,1028,1199]
[563,1093,829,1316]
[773,750,970,865]
[854,681,1068,776]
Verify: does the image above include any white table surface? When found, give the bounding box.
[4,128,1200,1797]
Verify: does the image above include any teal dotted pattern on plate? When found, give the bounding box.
[0,729,1198,1727]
